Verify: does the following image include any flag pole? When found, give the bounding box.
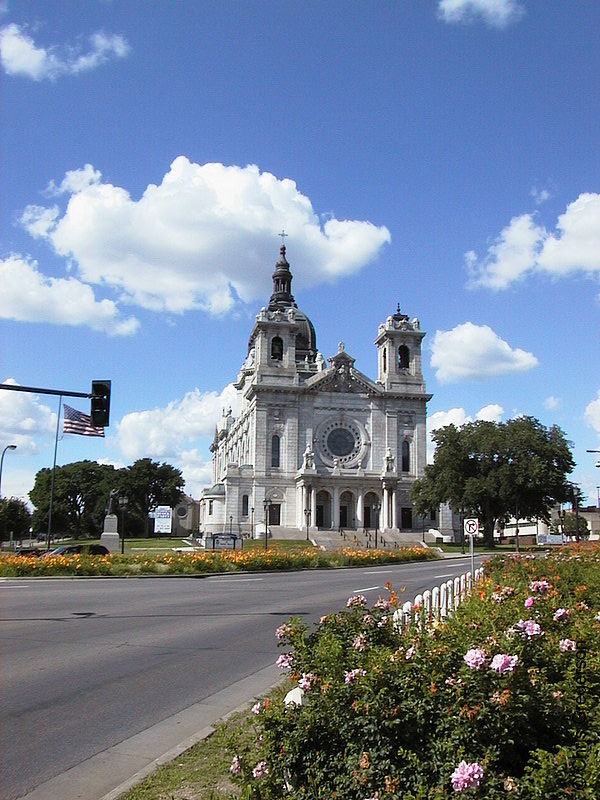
[46,395,62,551]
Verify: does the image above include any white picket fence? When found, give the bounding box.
[393,566,485,631]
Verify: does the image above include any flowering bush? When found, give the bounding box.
[0,544,437,578]
[229,546,600,799]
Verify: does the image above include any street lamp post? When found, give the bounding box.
[0,444,17,499]
[263,498,272,551]
[304,507,311,541]
[118,495,128,554]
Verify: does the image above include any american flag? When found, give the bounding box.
[63,404,105,437]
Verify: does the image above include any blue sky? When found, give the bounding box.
[1,0,599,510]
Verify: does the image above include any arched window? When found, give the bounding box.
[271,336,283,361]
[402,440,410,472]
[398,345,409,369]
[382,347,387,373]
[271,434,280,468]
[242,494,249,517]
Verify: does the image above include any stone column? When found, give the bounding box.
[332,486,340,530]
[381,486,390,531]
[356,490,364,528]
[392,489,397,529]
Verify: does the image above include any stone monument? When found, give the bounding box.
[100,489,120,552]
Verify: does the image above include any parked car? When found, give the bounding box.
[41,544,110,558]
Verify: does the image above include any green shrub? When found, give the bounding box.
[230,545,600,799]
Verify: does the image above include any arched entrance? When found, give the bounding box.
[363,491,380,529]
[316,490,332,528]
[339,490,355,529]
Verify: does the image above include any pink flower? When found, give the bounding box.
[524,596,534,609]
[553,608,569,622]
[405,644,416,660]
[344,668,366,684]
[298,672,315,690]
[251,702,262,715]
[353,634,367,651]
[374,597,391,611]
[463,648,486,670]
[451,760,484,792]
[347,594,367,608]
[275,623,293,641]
[252,761,269,779]
[490,653,519,674]
[276,653,293,669]
[230,755,241,775]
[530,580,550,594]
[559,638,576,652]
[516,619,542,639]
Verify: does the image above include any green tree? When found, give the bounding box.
[30,468,69,540]
[55,461,116,538]
[113,458,184,537]
[550,511,589,540]
[0,497,32,542]
[30,461,116,540]
[411,417,574,547]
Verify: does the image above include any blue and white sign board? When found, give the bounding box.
[154,505,172,534]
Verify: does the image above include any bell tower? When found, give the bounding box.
[375,304,427,392]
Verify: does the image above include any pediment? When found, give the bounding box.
[304,363,382,395]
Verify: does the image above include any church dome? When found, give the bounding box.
[248,243,318,362]
[292,308,317,362]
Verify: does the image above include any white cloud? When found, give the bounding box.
[430,322,538,383]
[584,391,600,437]
[466,214,545,290]
[426,403,504,462]
[117,384,239,462]
[437,0,524,28]
[531,186,551,206]
[467,194,600,290]
[475,403,504,422]
[177,449,214,498]
[537,194,600,276]
[0,255,139,335]
[21,157,391,316]
[544,395,562,411]
[0,22,129,80]
[0,379,57,454]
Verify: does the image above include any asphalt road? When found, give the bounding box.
[0,556,485,800]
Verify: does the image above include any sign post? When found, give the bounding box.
[464,518,479,578]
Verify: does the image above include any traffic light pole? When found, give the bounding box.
[1,381,111,547]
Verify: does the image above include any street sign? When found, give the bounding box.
[154,506,172,534]
[464,518,479,536]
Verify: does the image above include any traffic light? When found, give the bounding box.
[91,380,111,427]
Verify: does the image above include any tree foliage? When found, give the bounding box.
[114,458,184,536]
[0,497,32,541]
[29,458,184,539]
[411,417,575,547]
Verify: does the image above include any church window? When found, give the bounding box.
[242,494,249,517]
[402,440,410,472]
[271,336,283,361]
[208,500,213,515]
[398,345,409,369]
[271,434,280,468]
[382,348,387,373]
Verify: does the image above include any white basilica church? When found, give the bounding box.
[199,244,437,543]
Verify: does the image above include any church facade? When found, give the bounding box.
[199,245,433,542]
